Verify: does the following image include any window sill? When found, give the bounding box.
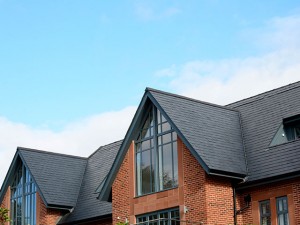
[134,186,178,199]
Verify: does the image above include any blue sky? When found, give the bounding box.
[1,0,300,182]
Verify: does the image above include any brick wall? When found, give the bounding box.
[112,145,131,225]
[112,137,236,225]
[36,192,63,225]
[111,135,300,225]
[236,177,300,225]
[205,176,234,224]
[181,138,207,224]
[181,138,234,225]
[0,187,10,225]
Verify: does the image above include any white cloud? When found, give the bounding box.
[135,3,180,21]
[0,106,136,185]
[158,14,300,105]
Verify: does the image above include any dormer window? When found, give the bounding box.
[270,114,300,146]
[135,106,178,196]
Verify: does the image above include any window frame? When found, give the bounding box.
[10,163,37,225]
[276,196,289,225]
[259,199,271,225]
[136,208,179,225]
[135,105,178,197]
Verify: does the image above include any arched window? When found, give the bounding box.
[11,163,37,225]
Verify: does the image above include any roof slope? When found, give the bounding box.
[228,81,300,182]
[19,148,87,208]
[58,140,122,224]
[148,88,247,176]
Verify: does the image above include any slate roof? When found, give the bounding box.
[148,88,247,176]
[227,81,300,182]
[0,141,122,224]
[58,140,121,224]
[18,148,87,208]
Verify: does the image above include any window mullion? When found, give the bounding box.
[153,106,159,193]
[22,165,25,225]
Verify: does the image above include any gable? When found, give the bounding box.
[18,147,87,208]
[99,88,247,201]
[0,147,87,209]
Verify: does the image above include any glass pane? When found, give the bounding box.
[262,217,271,225]
[157,110,161,124]
[283,198,288,211]
[142,128,150,139]
[151,149,156,192]
[158,136,162,145]
[285,214,289,225]
[172,142,178,186]
[158,146,163,190]
[142,140,151,150]
[161,114,167,122]
[163,143,173,189]
[158,125,162,134]
[295,127,300,138]
[278,214,284,225]
[172,132,177,141]
[162,133,172,144]
[141,150,151,194]
[162,122,171,133]
[136,152,142,195]
[278,199,283,211]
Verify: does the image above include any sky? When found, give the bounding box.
[1,0,300,184]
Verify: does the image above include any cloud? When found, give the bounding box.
[157,14,300,105]
[135,3,180,21]
[0,106,136,184]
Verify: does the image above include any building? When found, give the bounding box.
[1,81,300,225]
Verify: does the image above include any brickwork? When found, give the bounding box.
[181,138,234,225]
[112,148,131,225]
[36,192,63,225]
[0,187,10,225]
[205,176,234,224]
[236,177,300,225]
[180,138,207,224]
[111,136,300,225]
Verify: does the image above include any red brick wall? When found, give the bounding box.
[112,143,131,225]
[36,192,63,225]
[181,138,207,224]
[0,187,10,225]
[111,135,300,225]
[112,137,236,225]
[237,177,300,225]
[112,141,185,225]
[181,138,234,225]
[205,176,234,224]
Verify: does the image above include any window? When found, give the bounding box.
[136,208,179,225]
[270,115,300,146]
[11,163,37,225]
[259,200,271,225]
[136,106,178,196]
[277,196,289,225]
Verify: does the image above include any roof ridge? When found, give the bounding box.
[17,147,87,160]
[227,81,300,107]
[88,139,123,159]
[146,87,239,112]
